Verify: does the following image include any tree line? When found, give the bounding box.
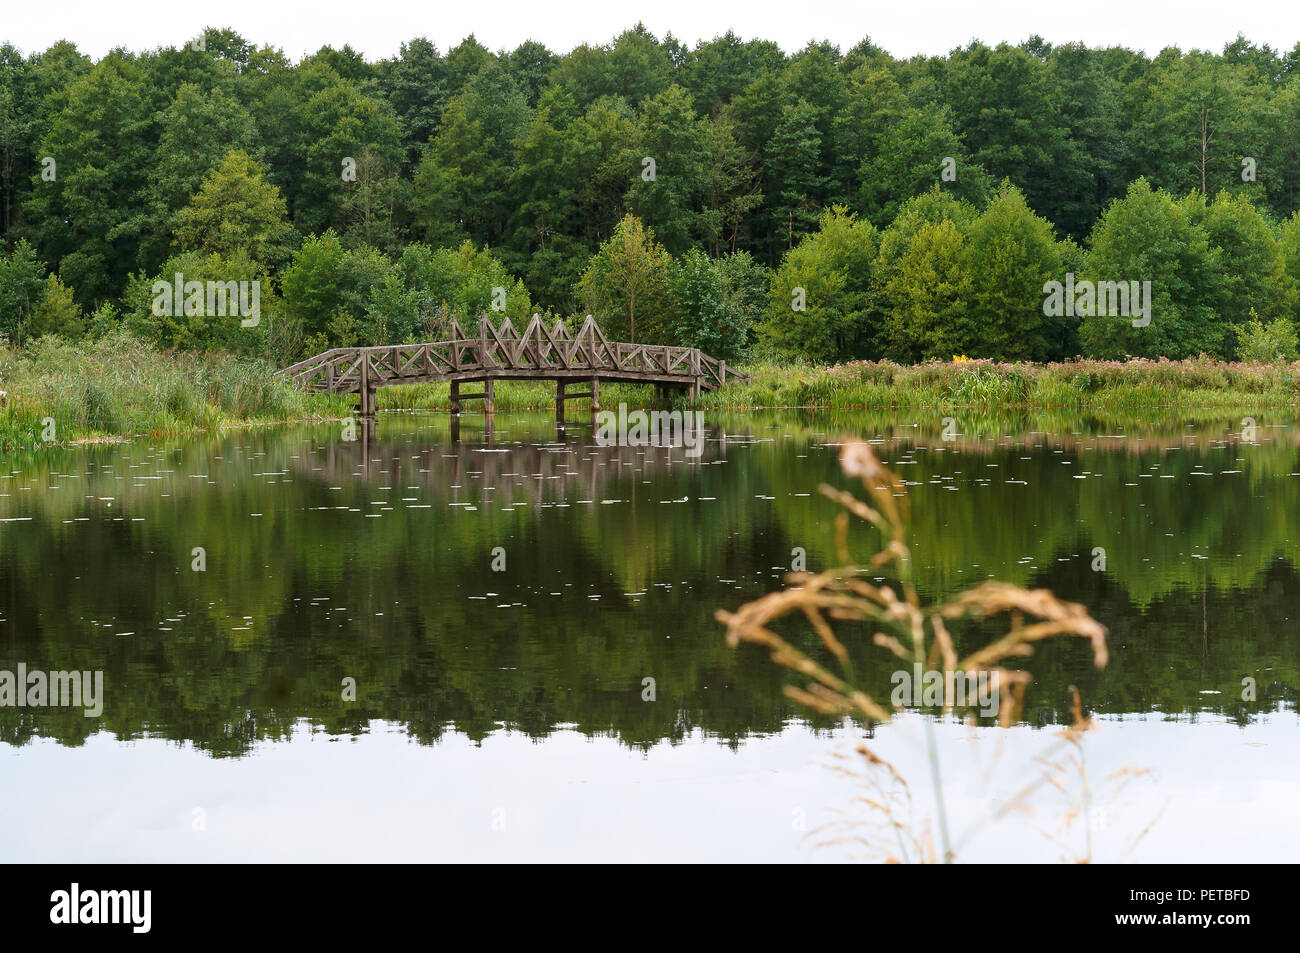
[4,25,1300,364]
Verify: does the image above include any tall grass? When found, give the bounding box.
[376,379,693,412]
[697,357,1300,411]
[4,336,1293,452]
[0,331,345,449]
[716,441,1133,863]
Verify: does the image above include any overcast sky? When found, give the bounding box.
[3,0,1298,61]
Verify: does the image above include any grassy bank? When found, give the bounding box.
[4,339,1298,452]
[696,357,1300,412]
[0,332,346,449]
[376,379,674,412]
[379,356,1300,413]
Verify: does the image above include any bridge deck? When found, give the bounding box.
[280,316,748,415]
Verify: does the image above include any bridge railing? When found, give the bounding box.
[279,315,750,393]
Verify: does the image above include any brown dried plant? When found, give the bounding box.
[716,442,1115,862]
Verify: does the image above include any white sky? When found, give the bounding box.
[7,715,1299,861]
[2,0,1299,61]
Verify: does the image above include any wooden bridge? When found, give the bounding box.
[280,315,748,417]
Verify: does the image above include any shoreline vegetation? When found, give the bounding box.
[1,335,1298,449]
[0,332,347,449]
[381,355,1300,413]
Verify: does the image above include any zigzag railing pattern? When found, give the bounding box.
[280,315,748,414]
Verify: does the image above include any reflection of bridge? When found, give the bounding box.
[298,416,726,494]
[280,316,749,417]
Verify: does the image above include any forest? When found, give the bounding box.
[4,25,1300,367]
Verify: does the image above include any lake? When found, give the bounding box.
[1,409,1297,862]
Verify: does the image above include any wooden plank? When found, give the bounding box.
[281,318,746,399]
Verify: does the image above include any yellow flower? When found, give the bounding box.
[952,354,970,363]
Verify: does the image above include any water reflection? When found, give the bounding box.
[0,411,1297,759]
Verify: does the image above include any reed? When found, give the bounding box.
[0,331,346,449]
[697,356,1300,411]
[716,440,1126,862]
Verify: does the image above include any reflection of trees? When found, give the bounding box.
[0,412,1296,757]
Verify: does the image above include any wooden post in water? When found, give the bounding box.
[484,380,495,415]
[590,377,600,413]
[359,355,374,417]
[450,380,461,415]
[556,379,566,423]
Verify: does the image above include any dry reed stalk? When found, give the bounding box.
[717,441,1129,862]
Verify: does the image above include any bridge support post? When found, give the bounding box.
[358,354,375,418]
[484,380,495,415]
[590,377,599,413]
[555,380,566,423]
[450,380,461,415]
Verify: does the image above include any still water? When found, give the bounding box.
[1,410,1297,861]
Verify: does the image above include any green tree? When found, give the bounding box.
[624,85,712,254]
[963,183,1065,360]
[872,189,979,362]
[1235,315,1298,362]
[765,99,826,253]
[338,146,407,253]
[879,220,971,362]
[124,248,270,352]
[298,81,403,237]
[1079,179,1224,359]
[136,83,259,274]
[1182,190,1287,350]
[25,273,83,339]
[577,214,673,343]
[942,42,1079,228]
[0,239,46,344]
[279,230,348,345]
[858,103,993,227]
[761,206,878,362]
[681,32,783,116]
[412,66,529,249]
[174,150,294,268]
[548,25,675,107]
[668,248,749,360]
[398,241,531,328]
[376,38,450,168]
[0,46,37,237]
[1126,52,1259,199]
[701,114,762,256]
[24,52,153,307]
